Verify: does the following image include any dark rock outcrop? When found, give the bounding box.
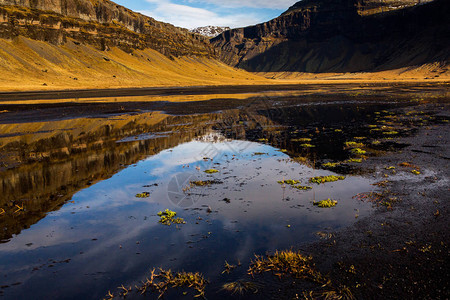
[211,0,449,73]
[0,0,213,57]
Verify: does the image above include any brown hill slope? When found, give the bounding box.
[0,36,267,91]
[0,0,212,56]
[0,0,272,90]
[211,0,449,74]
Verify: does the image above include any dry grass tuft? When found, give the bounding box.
[248,250,325,283]
[107,268,208,299]
[222,280,260,295]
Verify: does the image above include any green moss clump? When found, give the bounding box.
[309,175,345,184]
[293,185,312,190]
[313,198,337,208]
[157,209,186,226]
[291,138,312,142]
[278,179,300,185]
[191,181,209,186]
[345,141,365,148]
[350,148,366,155]
[300,143,315,148]
[322,162,341,168]
[383,131,399,135]
[135,192,150,198]
[204,169,219,174]
[346,158,362,163]
[190,180,222,186]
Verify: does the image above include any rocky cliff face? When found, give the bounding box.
[0,0,213,57]
[211,0,449,73]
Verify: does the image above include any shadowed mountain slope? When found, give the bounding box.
[211,0,449,73]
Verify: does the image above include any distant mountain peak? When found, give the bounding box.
[191,26,231,38]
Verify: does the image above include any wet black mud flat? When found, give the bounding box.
[0,91,448,299]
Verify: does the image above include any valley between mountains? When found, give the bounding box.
[0,0,448,91]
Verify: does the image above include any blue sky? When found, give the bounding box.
[113,0,295,29]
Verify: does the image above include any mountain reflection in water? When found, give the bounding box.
[0,94,417,299]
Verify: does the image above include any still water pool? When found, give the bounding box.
[1,95,430,299]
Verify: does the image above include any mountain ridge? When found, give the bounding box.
[0,0,213,57]
[211,0,449,74]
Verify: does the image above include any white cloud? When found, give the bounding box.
[141,0,269,29]
[188,0,295,9]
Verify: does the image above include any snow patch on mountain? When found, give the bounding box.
[191,26,231,38]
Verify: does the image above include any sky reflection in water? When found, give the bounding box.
[0,133,374,299]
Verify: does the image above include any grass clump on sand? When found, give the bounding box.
[309,175,345,184]
[135,192,150,198]
[204,169,219,174]
[157,209,186,226]
[313,198,338,208]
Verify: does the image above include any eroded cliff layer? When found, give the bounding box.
[0,0,212,57]
[211,0,449,73]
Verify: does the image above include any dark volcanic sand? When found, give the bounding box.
[0,82,448,101]
[301,103,450,300]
